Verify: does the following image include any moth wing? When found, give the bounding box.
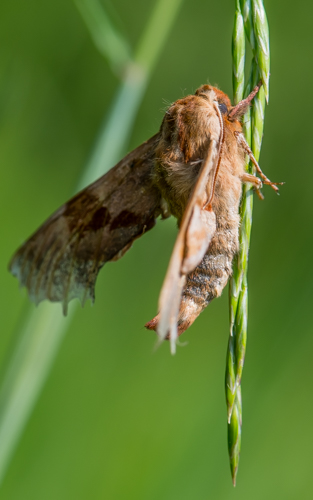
[157,133,222,351]
[182,204,216,274]
[10,134,162,314]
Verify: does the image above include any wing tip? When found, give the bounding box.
[145,314,159,332]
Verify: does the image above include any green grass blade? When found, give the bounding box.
[252,0,270,102]
[0,304,77,484]
[74,0,132,75]
[240,0,255,50]
[227,0,269,485]
[232,0,245,104]
[135,0,183,74]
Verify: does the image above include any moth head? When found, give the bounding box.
[196,85,248,123]
[195,85,231,115]
[196,81,263,124]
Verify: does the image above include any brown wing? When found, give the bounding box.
[10,134,162,314]
[156,104,224,353]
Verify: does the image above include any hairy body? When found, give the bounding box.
[10,82,276,345]
[146,86,249,336]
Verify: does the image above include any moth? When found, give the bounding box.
[10,81,280,353]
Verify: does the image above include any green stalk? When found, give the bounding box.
[0,0,183,484]
[227,0,269,486]
[74,0,131,75]
[232,0,245,105]
[240,0,255,50]
[252,0,270,102]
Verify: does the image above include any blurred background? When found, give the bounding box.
[1,0,313,498]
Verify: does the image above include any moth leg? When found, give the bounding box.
[240,173,264,200]
[249,161,282,193]
[241,173,262,188]
[235,132,283,193]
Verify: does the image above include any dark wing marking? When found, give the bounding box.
[10,134,161,314]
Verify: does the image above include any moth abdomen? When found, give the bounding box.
[145,229,237,337]
[177,248,234,334]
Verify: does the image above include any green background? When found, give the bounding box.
[1,0,313,498]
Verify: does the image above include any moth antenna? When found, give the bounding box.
[235,132,283,193]
[228,79,262,120]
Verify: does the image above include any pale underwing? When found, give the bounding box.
[9,81,280,353]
